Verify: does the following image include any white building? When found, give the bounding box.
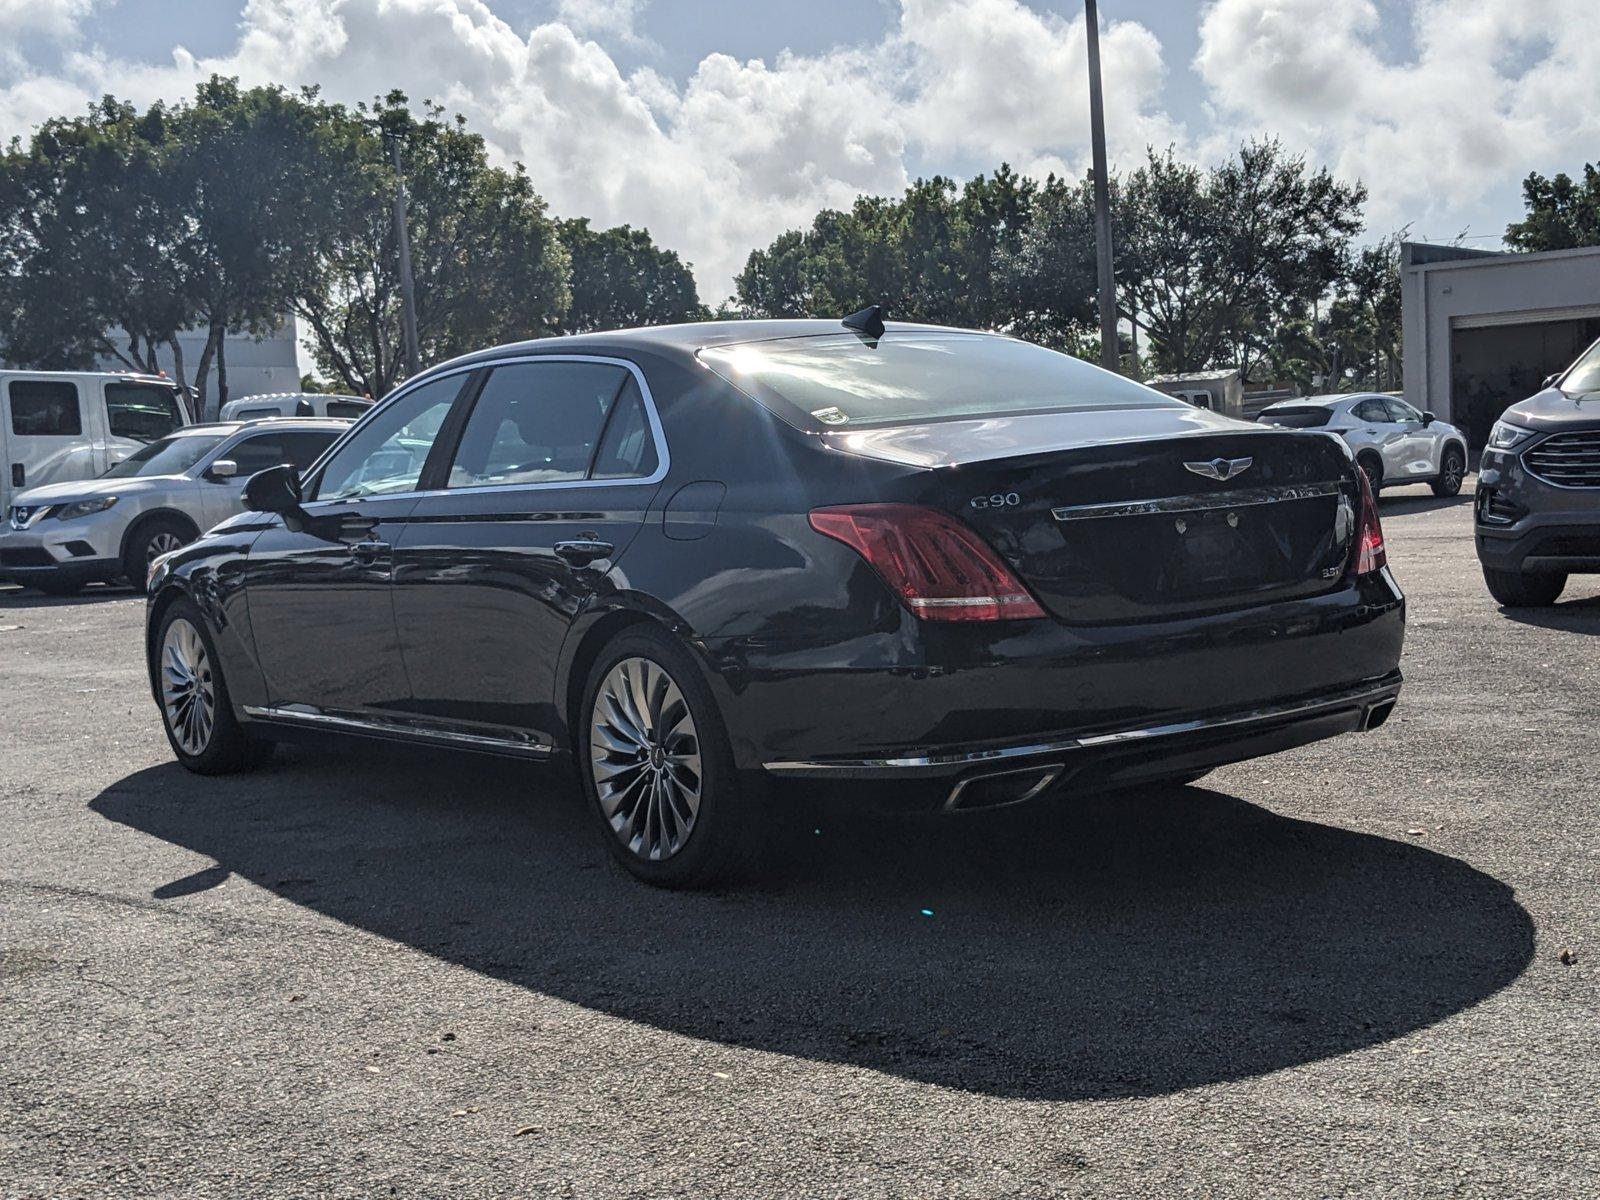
[1401,242,1600,448]
[97,317,302,417]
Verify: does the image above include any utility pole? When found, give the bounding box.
[390,134,422,381]
[1084,0,1119,373]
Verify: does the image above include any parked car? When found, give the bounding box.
[2,370,192,515]
[1257,393,1468,497]
[144,316,1405,887]
[3,418,348,594]
[219,392,373,422]
[1475,337,1600,606]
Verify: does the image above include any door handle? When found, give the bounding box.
[554,538,614,567]
[349,540,391,561]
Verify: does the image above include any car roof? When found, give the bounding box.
[171,418,351,438]
[1264,393,1387,410]
[227,392,366,403]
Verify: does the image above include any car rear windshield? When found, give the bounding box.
[699,332,1179,430]
[101,432,227,479]
[1257,407,1333,428]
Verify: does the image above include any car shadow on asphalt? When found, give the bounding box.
[1377,490,1473,516]
[91,745,1533,1102]
[0,582,137,607]
[1497,591,1600,632]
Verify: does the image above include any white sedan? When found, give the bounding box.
[1,418,347,595]
[1258,393,1469,497]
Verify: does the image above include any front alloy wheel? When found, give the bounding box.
[590,656,703,861]
[161,617,216,756]
[154,598,274,774]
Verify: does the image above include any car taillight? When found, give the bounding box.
[1353,469,1387,575]
[808,503,1046,622]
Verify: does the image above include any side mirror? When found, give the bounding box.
[1421,411,1435,426]
[242,463,303,514]
[205,459,238,480]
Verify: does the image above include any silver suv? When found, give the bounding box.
[1258,393,1469,497]
[1,418,347,595]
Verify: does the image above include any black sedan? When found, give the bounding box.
[145,314,1405,887]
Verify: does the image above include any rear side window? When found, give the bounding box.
[325,400,371,419]
[9,381,82,436]
[591,378,659,479]
[1257,407,1332,428]
[447,361,629,489]
[1352,399,1389,422]
[700,332,1179,431]
[105,383,184,442]
[225,431,338,476]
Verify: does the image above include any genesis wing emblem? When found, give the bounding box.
[1184,456,1254,482]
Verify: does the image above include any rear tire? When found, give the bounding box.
[1482,566,1566,608]
[579,626,761,888]
[154,598,275,774]
[124,516,196,592]
[1431,446,1466,497]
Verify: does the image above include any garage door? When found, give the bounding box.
[1449,315,1600,448]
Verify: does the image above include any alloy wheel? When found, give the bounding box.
[146,530,185,563]
[1442,453,1464,492]
[161,617,215,756]
[590,656,703,861]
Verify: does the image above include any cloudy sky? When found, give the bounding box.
[3,0,1597,306]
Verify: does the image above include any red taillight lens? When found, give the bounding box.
[1354,469,1387,575]
[808,503,1046,622]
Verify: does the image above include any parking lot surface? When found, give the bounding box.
[2,485,1596,1198]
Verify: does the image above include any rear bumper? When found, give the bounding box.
[764,671,1402,780]
[702,567,1405,772]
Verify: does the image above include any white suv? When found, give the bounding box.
[2,418,348,595]
[1258,393,1469,496]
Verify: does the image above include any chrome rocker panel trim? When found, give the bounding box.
[762,671,1403,780]
[242,705,554,758]
[1051,481,1342,522]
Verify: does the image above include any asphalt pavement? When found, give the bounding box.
[2,482,1596,1198]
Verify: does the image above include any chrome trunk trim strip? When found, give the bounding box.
[1051,481,1342,521]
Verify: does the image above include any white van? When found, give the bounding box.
[218,392,372,422]
[1,371,193,513]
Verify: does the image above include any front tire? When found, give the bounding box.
[124,516,195,592]
[155,599,274,774]
[1482,566,1566,608]
[579,627,760,888]
[1357,453,1384,495]
[1432,446,1466,497]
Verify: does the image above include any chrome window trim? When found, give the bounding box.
[1051,481,1342,522]
[302,354,670,506]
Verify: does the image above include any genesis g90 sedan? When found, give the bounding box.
[145,314,1405,887]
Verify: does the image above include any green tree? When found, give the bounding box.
[1505,165,1600,251]
[556,218,704,333]
[0,99,197,381]
[733,167,1061,333]
[296,94,569,398]
[1117,140,1366,379]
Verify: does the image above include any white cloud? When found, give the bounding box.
[0,0,1176,303]
[1196,0,1600,234]
[0,0,94,40]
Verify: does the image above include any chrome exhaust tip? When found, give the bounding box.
[943,764,1062,813]
[1362,697,1397,731]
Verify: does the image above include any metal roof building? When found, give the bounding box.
[1402,241,1600,448]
